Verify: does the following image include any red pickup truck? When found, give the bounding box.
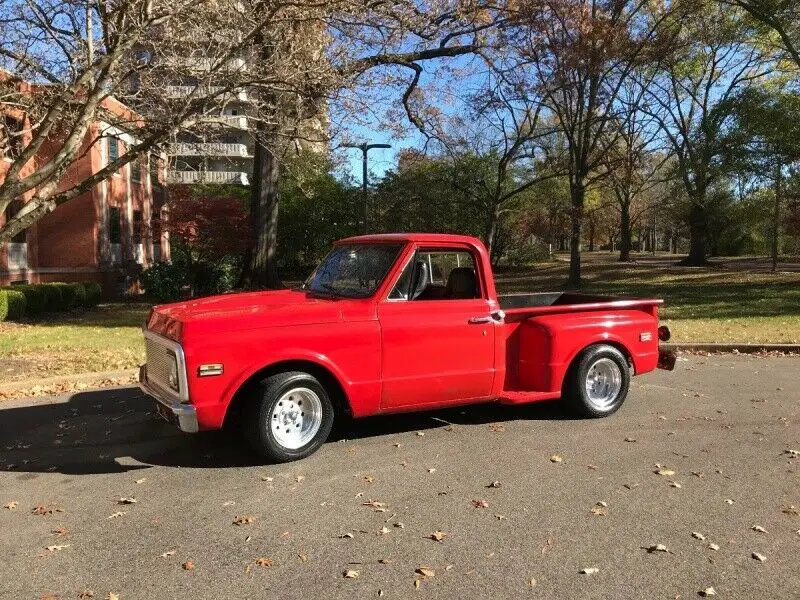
[140,233,674,462]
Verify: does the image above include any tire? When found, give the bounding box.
[244,371,335,462]
[564,344,630,418]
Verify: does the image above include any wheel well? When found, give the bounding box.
[561,341,634,393]
[223,360,351,428]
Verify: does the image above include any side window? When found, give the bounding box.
[389,249,479,301]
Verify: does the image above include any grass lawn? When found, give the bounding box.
[495,255,800,344]
[0,303,149,383]
[1,256,798,384]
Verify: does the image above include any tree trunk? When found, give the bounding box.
[484,202,500,262]
[772,157,782,273]
[238,138,283,289]
[588,218,595,252]
[681,202,708,266]
[567,181,584,288]
[618,199,632,262]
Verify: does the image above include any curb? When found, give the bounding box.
[0,368,138,394]
[663,343,800,354]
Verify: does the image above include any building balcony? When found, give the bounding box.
[164,57,247,73]
[170,142,250,157]
[165,86,248,101]
[199,115,248,129]
[167,170,250,186]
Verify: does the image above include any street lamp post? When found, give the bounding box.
[342,142,391,233]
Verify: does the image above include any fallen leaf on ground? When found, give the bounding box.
[394,522,405,529]
[414,580,421,589]
[416,567,435,577]
[364,476,375,483]
[624,437,637,443]
[751,552,766,562]
[427,468,436,474]
[78,592,94,598]
[298,553,308,562]
[549,454,563,463]
[691,471,704,478]
[232,515,256,526]
[182,561,194,570]
[295,475,305,483]
[708,543,720,551]
[655,469,675,476]
[784,449,800,457]
[782,505,799,516]
[343,569,359,578]
[159,550,176,558]
[699,587,716,597]
[489,423,505,432]
[378,526,390,535]
[530,577,537,588]
[646,544,669,553]
[107,512,126,519]
[117,498,137,505]
[416,431,425,437]
[222,501,235,506]
[363,500,387,509]
[51,527,68,537]
[255,557,274,567]
[32,505,62,516]
[579,567,599,575]
[4,501,17,509]
[752,525,767,533]
[378,558,391,564]
[590,505,606,516]
[495,514,506,520]
[107,594,118,600]
[135,478,146,484]
[692,532,706,540]
[472,499,489,508]
[430,531,447,541]
[339,532,354,539]
[669,481,682,488]
[261,476,274,482]
[45,544,70,552]
[486,481,501,488]
[724,499,735,505]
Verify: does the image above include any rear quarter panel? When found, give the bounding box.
[512,309,659,393]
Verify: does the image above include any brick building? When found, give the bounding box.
[1,82,170,295]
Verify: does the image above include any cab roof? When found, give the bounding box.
[337,233,485,246]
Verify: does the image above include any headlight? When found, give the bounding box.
[167,352,179,391]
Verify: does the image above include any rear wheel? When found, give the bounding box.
[244,371,334,462]
[565,344,630,417]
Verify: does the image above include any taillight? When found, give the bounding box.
[658,326,671,341]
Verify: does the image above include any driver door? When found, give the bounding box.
[378,248,497,409]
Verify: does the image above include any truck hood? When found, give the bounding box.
[147,289,345,339]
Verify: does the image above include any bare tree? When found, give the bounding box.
[641,2,774,265]
[508,0,673,286]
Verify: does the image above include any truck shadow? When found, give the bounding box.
[0,387,570,476]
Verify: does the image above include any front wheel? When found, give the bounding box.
[245,371,335,462]
[564,344,630,418]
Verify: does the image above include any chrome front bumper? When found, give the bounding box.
[139,365,199,433]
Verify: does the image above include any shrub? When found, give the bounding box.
[37,283,63,312]
[0,291,7,322]
[51,282,76,309]
[83,282,102,306]
[140,261,190,302]
[5,289,26,320]
[7,285,47,316]
[69,282,88,307]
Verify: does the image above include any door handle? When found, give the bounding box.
[468,316,492,324]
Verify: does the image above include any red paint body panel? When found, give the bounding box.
[142,234,666,430]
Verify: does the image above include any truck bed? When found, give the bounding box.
[499,292,663,319]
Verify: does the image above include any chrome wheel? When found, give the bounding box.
[269,388,323,450]
[584,358,623,410]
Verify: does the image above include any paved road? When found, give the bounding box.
[1,355,798,600]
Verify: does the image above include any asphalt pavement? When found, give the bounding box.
[1,354,798,599]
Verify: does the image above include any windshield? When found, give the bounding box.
[303,243,403,298]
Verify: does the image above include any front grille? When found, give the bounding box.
[145,337,176,393]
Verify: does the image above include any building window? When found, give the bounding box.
[4,199,27,244]
[133,210,142,244]
[131,160,141,184]
[108,137,120,163]
[109,207,121,244]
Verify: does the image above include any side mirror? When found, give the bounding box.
[409,259,429,300]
